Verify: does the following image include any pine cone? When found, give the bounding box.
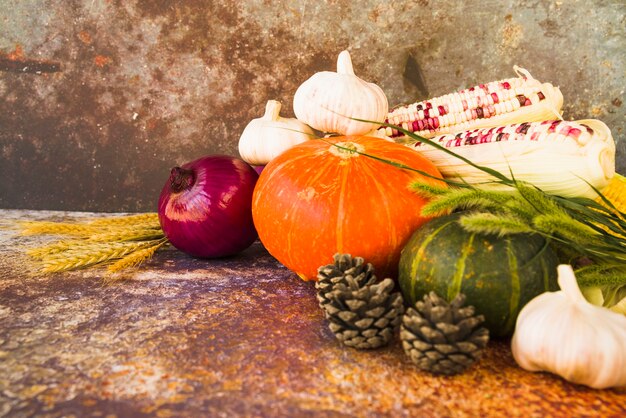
[322,277,405,349]
[401,292,489,376]
[315,253,376,314]
[315,253,404,349]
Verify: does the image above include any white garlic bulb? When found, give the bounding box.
[238,100,314,166]
[511,264,626,389]
[293,50,388,136]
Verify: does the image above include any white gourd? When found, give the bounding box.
[511,264,626,389]
[238,100,314,166]
[293,50,388,135]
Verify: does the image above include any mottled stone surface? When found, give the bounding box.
[0,0,624,212]
[1,209,625,417]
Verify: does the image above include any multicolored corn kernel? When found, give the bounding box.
[379,67,562,140]
[409,120,595,149]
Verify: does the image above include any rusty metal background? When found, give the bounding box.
[1,0,624,212]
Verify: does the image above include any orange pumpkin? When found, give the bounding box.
[252,135,444,280]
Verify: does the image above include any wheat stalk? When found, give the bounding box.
[32,241,140,260]
[107,238,168,274]
[87,228,164,242]
[27,239,86,258]
[21,213,169,276]
[38,241,159,274]
[19,222,101,236]
[27,228,164,258]
[88,213,160,226]
[19,213,161,237]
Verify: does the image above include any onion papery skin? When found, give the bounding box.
[158,155,259,258]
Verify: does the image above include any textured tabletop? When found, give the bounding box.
[0,209,624,417]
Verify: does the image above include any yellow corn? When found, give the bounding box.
[593,173,626,241]
[380,66,563,140]
[598,174,626,213]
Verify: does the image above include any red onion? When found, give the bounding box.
[158,155,259,258]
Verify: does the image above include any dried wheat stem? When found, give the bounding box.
[87,229,164,242]
[27,229,165,258]
[22,213,168,275]
[38,241,158,273]
[36,241,139,260]
[27,240,85,258]
[88,213,160,226]
[20,214,161,237]
[19,222,100,236]
[107,238,168,273]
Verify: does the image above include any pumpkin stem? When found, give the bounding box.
[262,100,283,121]
[336,50,355,76]
[329,141,364,159]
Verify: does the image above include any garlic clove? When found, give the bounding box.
[238,100,314,166]
[293,50,389,136]
[511,264,626,389]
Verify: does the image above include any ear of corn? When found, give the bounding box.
[593,173,626,241]
[380,66,563,141]
[406,119,616,199]
[597,174,626,213]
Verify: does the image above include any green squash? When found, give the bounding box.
[398,212,559,337]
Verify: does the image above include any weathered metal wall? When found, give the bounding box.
[1,0,624,212]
